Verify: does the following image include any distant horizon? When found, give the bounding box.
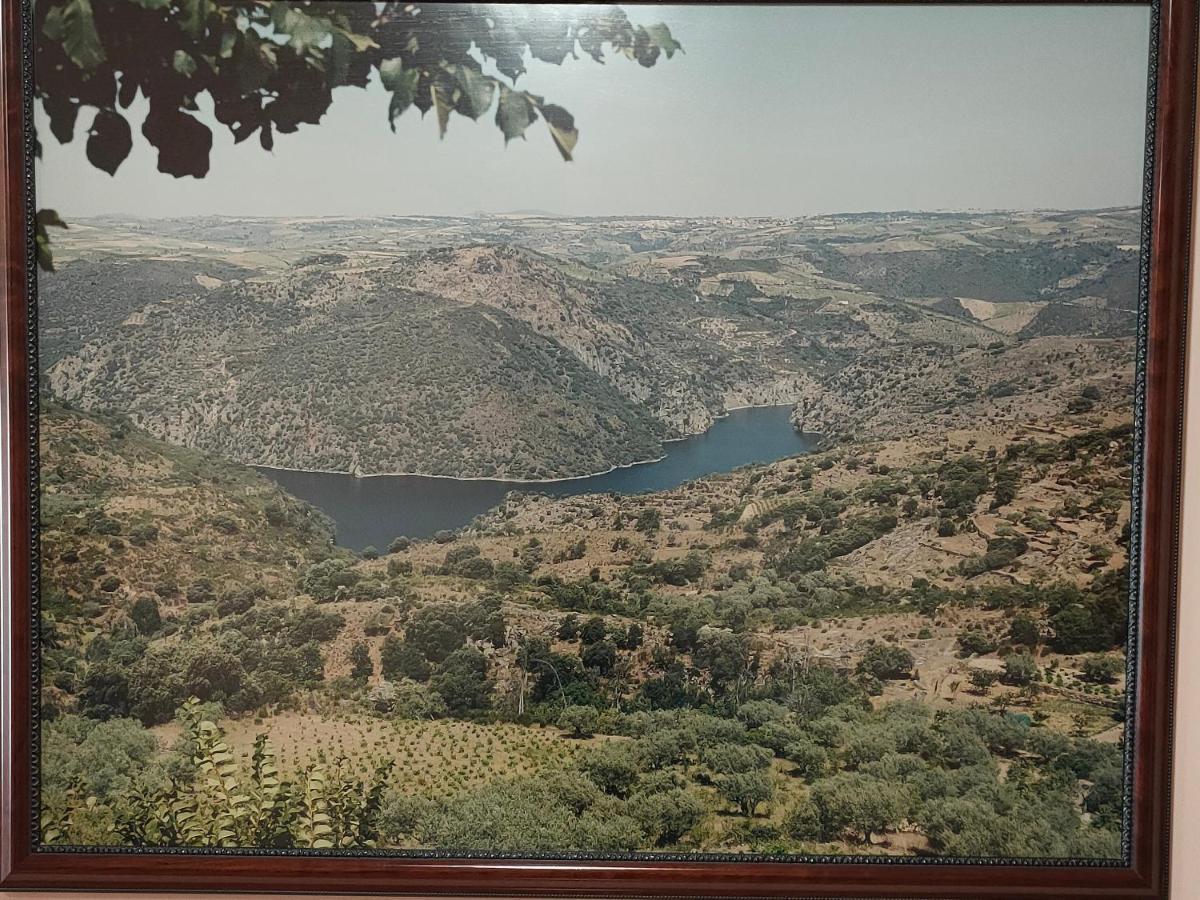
[61,203,1143,223]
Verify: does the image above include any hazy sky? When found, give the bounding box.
[35,4,1153,218]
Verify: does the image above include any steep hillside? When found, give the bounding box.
[40,209,1139,481]
[41,404,1129,858]
[39,402,337,614]
[46,277,671,479]
[38,256,254,367]
[791,335,1134,441]
[44,245,825,478]
[391,245,813,434]
[807,242,1133,306]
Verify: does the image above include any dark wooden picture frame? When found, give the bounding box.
[0,1,1195,896]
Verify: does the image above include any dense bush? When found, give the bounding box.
[380,635,431,682]
[935,457,990,518]
[1046,571,1128,653]
[43,701,393,849]
[1002,652,1039,686]
[856,644,914,681]
[429,647,492,716]
[958,535,1029,577]
[300,559,359,601]
[129,595,162,635]
[770,514,898,576]
[413,773,643,852]
[957,629,996,656]
[1081,654,1122,684]
[811,772,908,841]
[1008,614,1041,648]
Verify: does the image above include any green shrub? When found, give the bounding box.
[856,644,914,681]
[783,739,828,781]
[380,635,431,681]
[702,743,772,775]
[631,787,706,846]
[558,705,600,738]
[716,770,774,817]
[428,647,491,716]
[129,596,162,635]
[957,629,996,656]
[1080,654,1122,685]
[810,772,908,842]
[782,796,822,840]
[968,669,999,694]
[579,743,642,797]
[1008,614,1041,648]
[1002,652,1039,686]
[349,641,373,682]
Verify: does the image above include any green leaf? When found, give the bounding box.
[41,7,63,39]
[36,209,67,229]
[494,86,538,144]
[85,109,132,175]
[142,101,212,177]
[380,61,419,131]
[178,0,210,38]
[35,233,54,272]
[272,4,330,54]
[41,95,79,144]
[45,0,105,71]
[378,58,407,93]
[525,20,574,66]
[235,41,277,95]
[117,72,138,108]
[332,24,376,53]
[35,209,67,272]
[327,31,367,88]
[173,50,197,78]
[538,103,578,161]
[449,65,495,120]
[644,23,683,58]
[431,80,453,139]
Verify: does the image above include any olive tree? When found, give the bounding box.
[558,704,600,738]
[810,772,909,843]
[716,770,774,818]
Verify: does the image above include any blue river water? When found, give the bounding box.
[260,405,817,550]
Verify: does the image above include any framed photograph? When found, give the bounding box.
[0,1,1194,896]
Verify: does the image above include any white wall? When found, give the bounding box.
[1167,70,1200,899]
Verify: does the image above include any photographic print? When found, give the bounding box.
[26,0,1158,864]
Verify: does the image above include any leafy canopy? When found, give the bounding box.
[34,1,682,268]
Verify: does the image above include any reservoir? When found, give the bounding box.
[260,405,817,550]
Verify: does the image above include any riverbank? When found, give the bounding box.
[254,452,671,485]
[258,405,819,549]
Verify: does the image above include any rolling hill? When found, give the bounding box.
[39,210,1138,479]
